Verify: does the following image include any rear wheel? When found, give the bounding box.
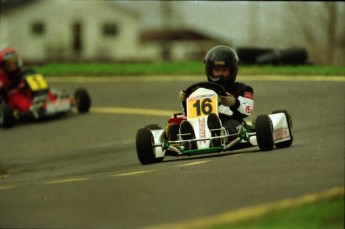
[272,110,294,148]
[255,115,274,151]
[0,103,15,129]
[74,88,91,113]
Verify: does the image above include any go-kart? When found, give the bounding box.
[136,82,293,165]
[0,70,91,128]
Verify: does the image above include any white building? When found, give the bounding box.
[0,0,144,62]
[0,0,227,63]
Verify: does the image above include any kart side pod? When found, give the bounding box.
[150,129,166,158]
[269,112,292,143]
[252,111,293,151]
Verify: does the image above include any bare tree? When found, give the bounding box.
[160,1,173,61]
[325,2,337,64]
[277,2,344,65]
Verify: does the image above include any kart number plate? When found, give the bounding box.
[25,74,49,91]
[187,94,217,119]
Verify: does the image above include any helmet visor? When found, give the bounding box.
[4,56,19,72]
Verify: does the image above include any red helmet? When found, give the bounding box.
[0,47,22,76]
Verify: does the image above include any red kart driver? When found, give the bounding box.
[0,47,33,114]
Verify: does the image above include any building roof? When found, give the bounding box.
[1,0,36,12]
[0,0,138,17]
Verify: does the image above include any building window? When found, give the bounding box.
[31,22,45,35]
[102,23,119,36]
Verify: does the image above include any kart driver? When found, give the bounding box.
[0,47,38,117]
[172,45,254,138]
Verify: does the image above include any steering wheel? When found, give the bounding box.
[185,81,227,97]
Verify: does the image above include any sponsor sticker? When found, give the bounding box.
[46,99,71,114]
[274,127,290,141]
[199,117,206,142]
[245,105,253,114]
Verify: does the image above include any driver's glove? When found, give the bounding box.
[178,90,187,102]
[219,92,236,107]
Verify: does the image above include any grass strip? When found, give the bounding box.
[28,62,345,76]
[211,195,344,229]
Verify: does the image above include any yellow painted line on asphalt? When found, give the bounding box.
[42,177,90,185]
[112,170,156,177]
[179,160,209,167]
[147,186,344,229]
[0,174,10,179]
[0,185,16,190]
[91,107,178,117]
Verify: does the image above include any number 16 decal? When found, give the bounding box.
[187,95,217,119]
[193,98,213,116]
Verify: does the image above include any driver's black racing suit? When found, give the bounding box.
[169,81,254,140]
[219,82,254,134]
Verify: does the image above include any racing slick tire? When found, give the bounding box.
[144,124,164,162]
[255,114,274,151]
[272,110,294,148]
[236,47,275,65]
[0,103,15,129]
[136,127,159,165]
[74,88,91,113]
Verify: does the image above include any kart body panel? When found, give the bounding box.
[22,73,75,119]
[269,113,291,143]
[186,88,218,150]
[43,92,74,116]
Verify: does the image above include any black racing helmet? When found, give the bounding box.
[204,45,239,84]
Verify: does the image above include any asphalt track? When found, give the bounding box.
[0,75,344,228]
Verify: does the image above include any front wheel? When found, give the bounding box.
[136,127,157,165]
[0,103,15,129]
[255,115,274,151]
[74,88,91,113]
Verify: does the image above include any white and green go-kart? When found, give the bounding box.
[136,82,293,165]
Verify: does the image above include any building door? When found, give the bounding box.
[72,22,83,57]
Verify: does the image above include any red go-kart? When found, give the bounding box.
[0,70,91,128]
